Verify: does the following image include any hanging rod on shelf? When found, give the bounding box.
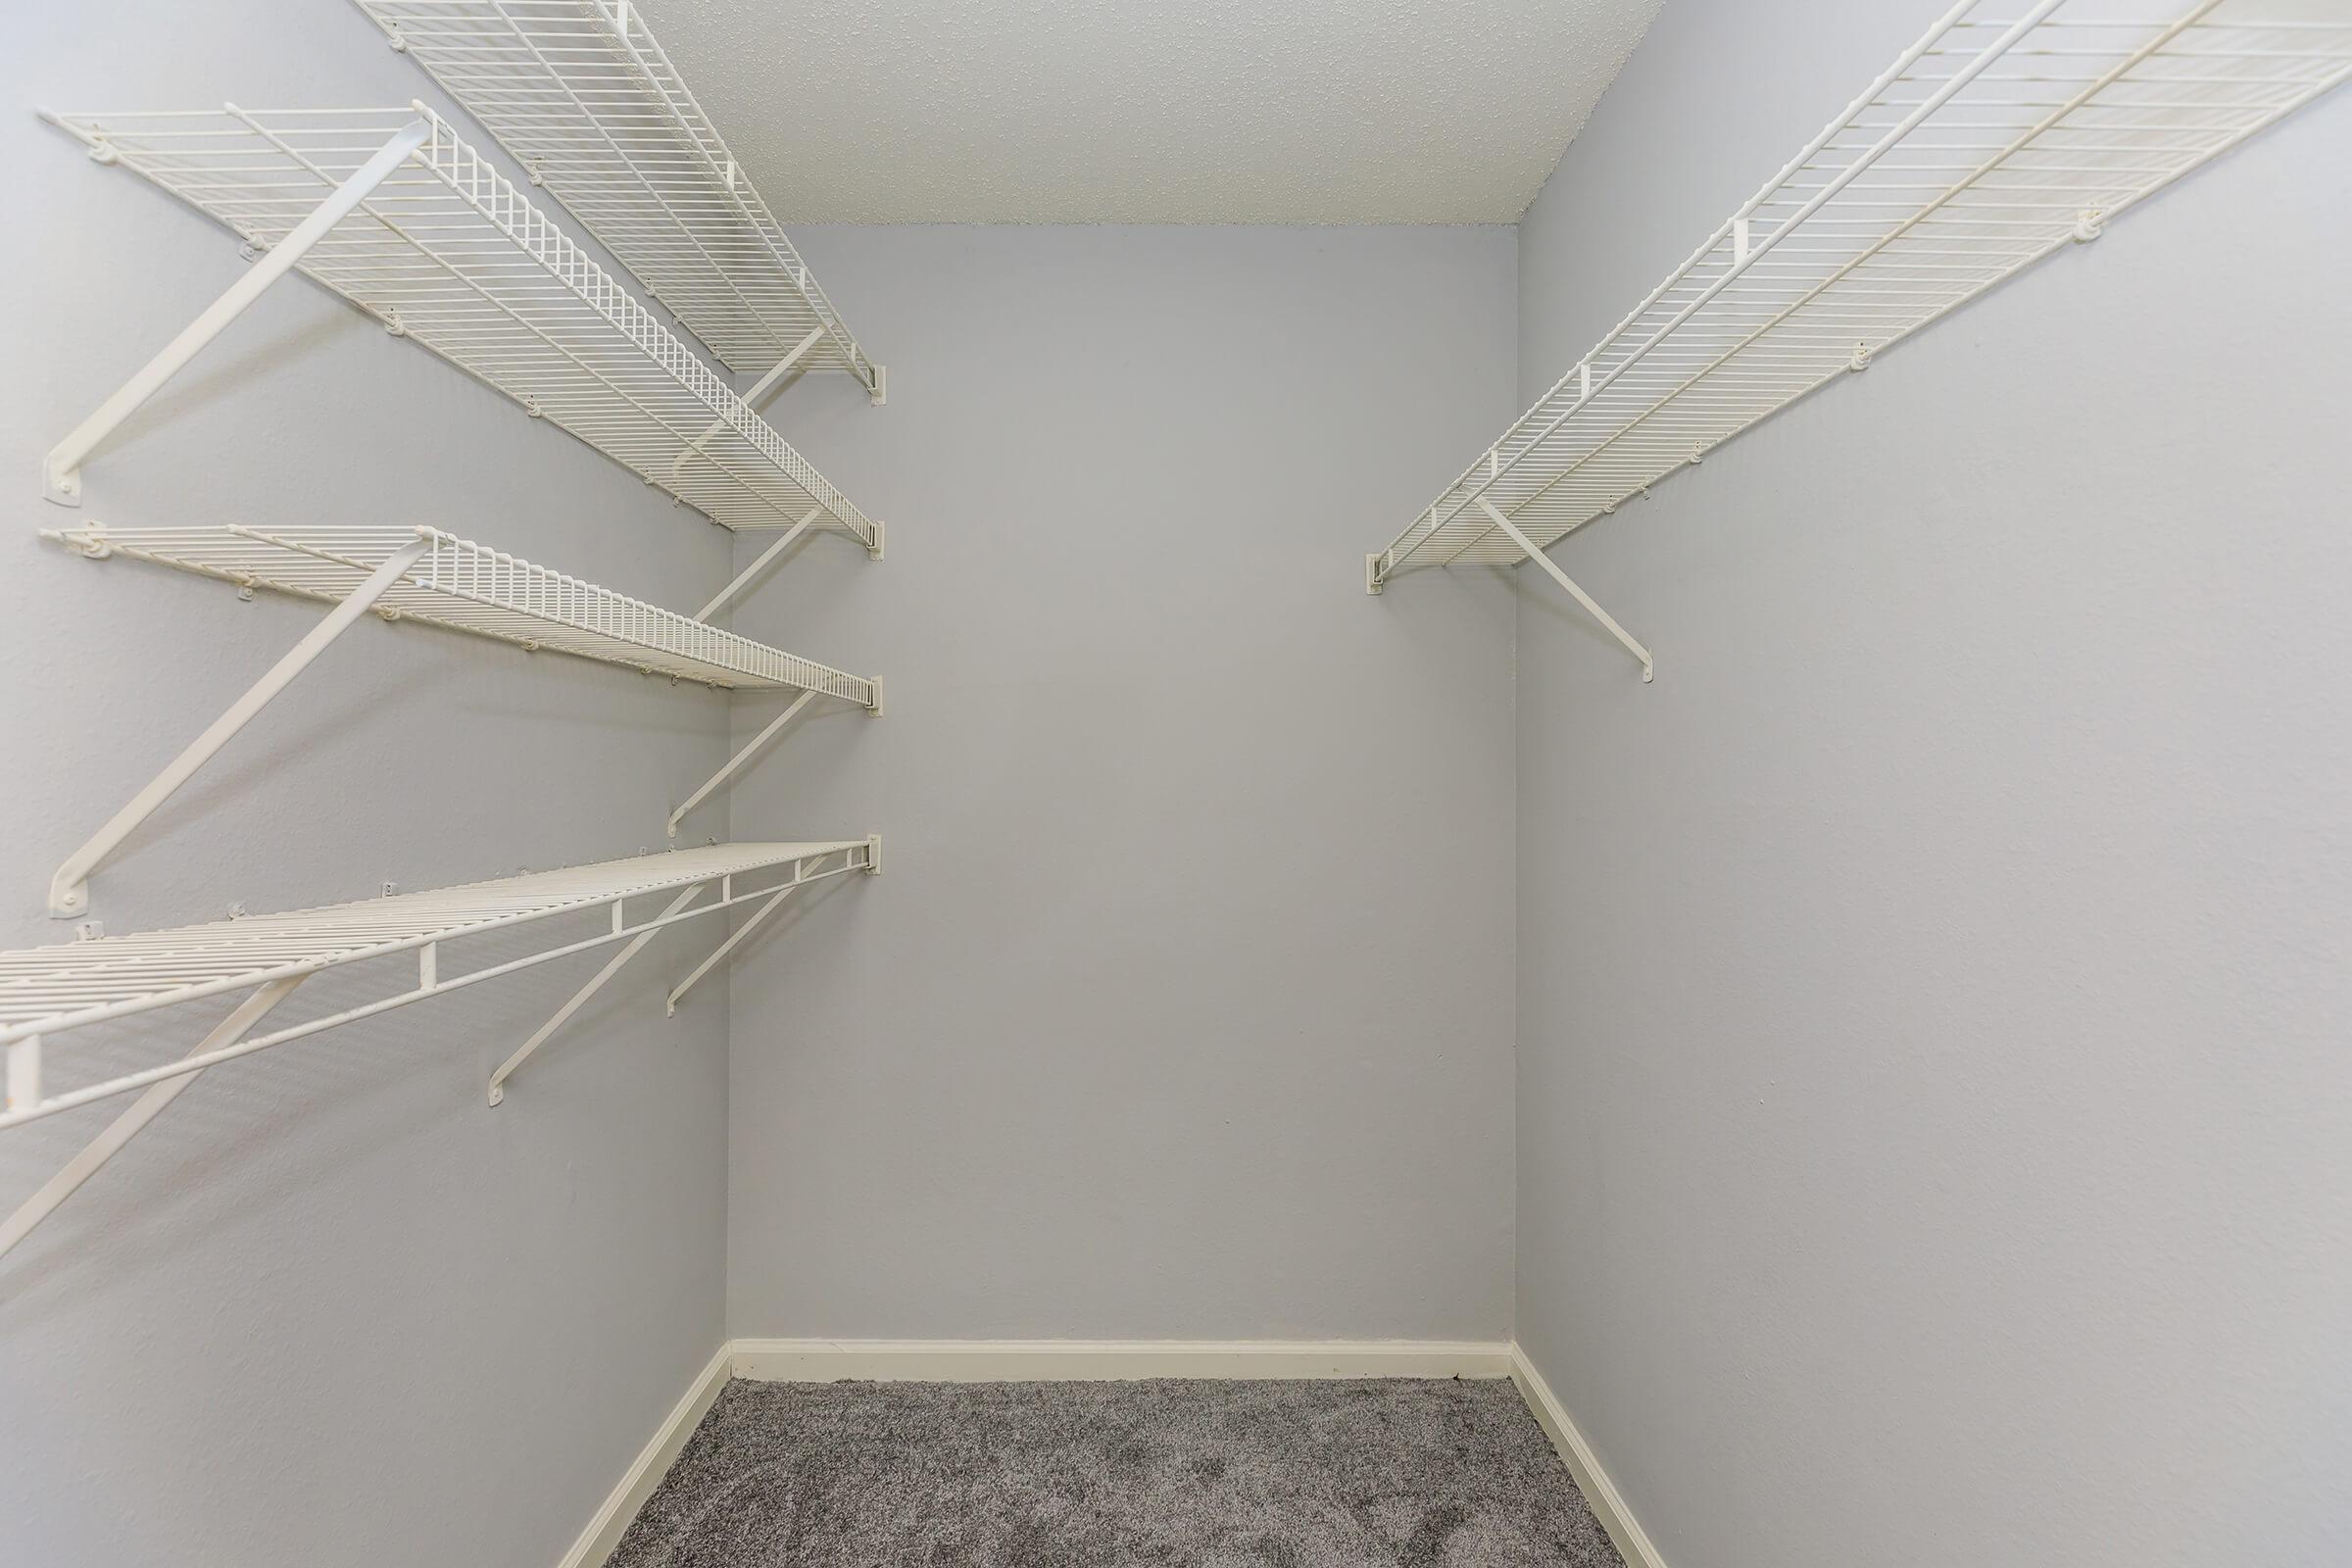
[1366,0,2352,673]
[0,840,880,1261]
[38,104,885,560]
[354,0,887,403]
[38,523,880,919]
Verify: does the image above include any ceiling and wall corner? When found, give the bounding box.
[644,0,1665,223]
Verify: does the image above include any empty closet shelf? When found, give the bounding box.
[43,104,880,548]
[355,0,882,397]
[0,839,880,1131]
[43,523,877,701]
[1370,0,2352,586]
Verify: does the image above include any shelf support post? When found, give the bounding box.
[487,882,707,1105]
[695,504,823,622]
[666,688,817,838]
[47,531,435,918]
[1474,498,1653,683]
[0,977,303,1261]
[41,115,431,505]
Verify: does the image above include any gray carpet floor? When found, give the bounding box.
[608,1377,1625,1567]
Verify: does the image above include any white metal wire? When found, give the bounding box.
[0,840,874,1063]
[43,522,878,702]
[1374,0,2352,580]
[353,0,880,393]
[43,104,880,546]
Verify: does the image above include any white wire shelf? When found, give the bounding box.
[0,839,878,1253]
[43,522,878,702]
[1372,0,2352,586]
[0,838,868,1069]
[43,103,880,549]
[354,0,883,399]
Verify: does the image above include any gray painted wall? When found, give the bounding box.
[1,4,743,1564]
[1511,4,2352,1566]
[721,224,1522,1340]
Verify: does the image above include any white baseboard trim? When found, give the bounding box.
[558,1344,731,1568]
[730,1337,1516,1383]
[1508,1344,1669,1568]
[563,1338,1661,1568]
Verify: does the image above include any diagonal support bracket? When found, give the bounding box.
[666,880,796,1015]
[666,679,880,840]
[41,114,431,505]
[487,882,706,1105]
[45,529,434,917]
[1474,498,1653,682]
[0,975,305,1261]
[695,505,822,623]
[662,838,879,1015]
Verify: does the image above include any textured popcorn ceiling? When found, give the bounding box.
[646,0,1664,223]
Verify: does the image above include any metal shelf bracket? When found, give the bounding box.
[39,114,430,506]
[0,977,303,1262]
[488,883,708,1104]
[1475,498,1652,683]
[666,675,881,840]
[44,530,435,918]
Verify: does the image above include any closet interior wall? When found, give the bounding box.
[725,224,1521,1342]
[0,3,739,1565]
[1510,3,2352,1566]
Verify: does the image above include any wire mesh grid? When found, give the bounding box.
[354,0,877,389]
[0,841,870,1043]
[1377,0,2352,577]
[42,523,876,700]
[44,104,879,545]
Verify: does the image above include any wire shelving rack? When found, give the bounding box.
[1369,0,2352,663]
[41,104,881,551]
[353,0,883,400]
[33,522,879,920]
[44,523,877,701]
[0,839,879,1256]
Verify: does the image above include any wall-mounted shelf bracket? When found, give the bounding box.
[493,838,880,1100]
[44,530,435,918]
[0,977,302,1261]
[689,499,886,630]
[666,676,881,839]
[1474,498,1651,683]
[486,882,708,1105]
[40,114,430,506]
[663,838,878,1016]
